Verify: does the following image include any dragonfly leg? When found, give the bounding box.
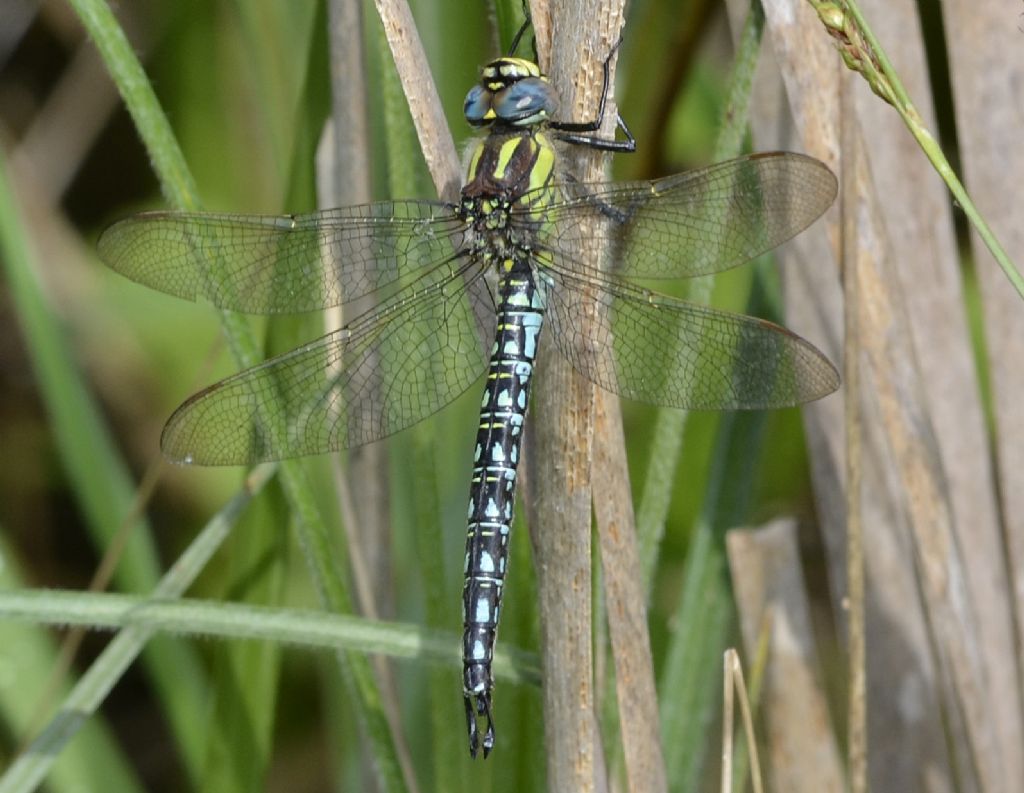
[465,690,496,758]
[548,36,636,153]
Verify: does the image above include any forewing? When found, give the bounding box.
[544,267,839,410]
[533,152,836,280]
[98,200,465,313]
[161,264,495,464]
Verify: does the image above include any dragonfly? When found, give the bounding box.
[99,47,839,758]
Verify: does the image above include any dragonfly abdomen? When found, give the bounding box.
[462,264,545,757]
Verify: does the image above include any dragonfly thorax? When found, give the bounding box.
[462,130,556,205]
[460,127,557,274]
[464,57,557,129]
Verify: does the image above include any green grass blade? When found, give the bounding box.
[198,486,289,792]
[0,589,541,687]
[640,6,778,784]
[375,10,441,767]
[371,7,458,777]
[0,146,210,781]
[0,533,144,793]
[66,0,409,787]
[198,8,325,789]
[637,0,765,585]
[659,407,767,788]
[0,163,159,593]
[0,465,275,793]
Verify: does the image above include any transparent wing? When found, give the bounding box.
[97,200,466,314]
[529,152,836,281]
[544,265,839,410]
[161,262,495,464]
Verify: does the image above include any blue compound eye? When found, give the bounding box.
[492,77,555,125]
[464,85,494,126]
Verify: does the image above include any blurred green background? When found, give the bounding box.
[0,1,831,790]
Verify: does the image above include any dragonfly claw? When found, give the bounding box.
[465,691,495,758]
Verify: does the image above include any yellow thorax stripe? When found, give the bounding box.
[528,134,555,192]
[492,137,532,180]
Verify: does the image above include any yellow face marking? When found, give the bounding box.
[478,59,546,97]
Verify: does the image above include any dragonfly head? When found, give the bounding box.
[464,57,556,129]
